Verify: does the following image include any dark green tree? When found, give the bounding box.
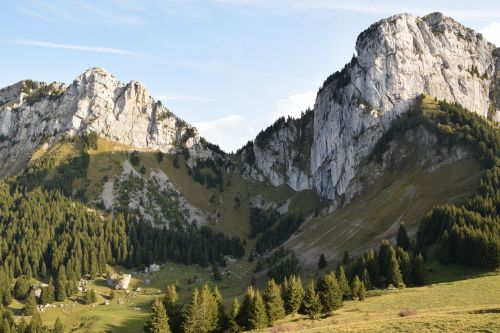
[387,253,404,288]
[336,266,350,299]
[163,284,182,333]
[53,318,64,333]
[397,223,411,250]
[302,280,322,319]
[412,253,425,286]
[55,266,67,302]
[282,275,304,315]
[143,298,170,333]
[317,272,342,313]
[264,279,285,325]
[318,254,327,270]
[13,275,30,300]
[247,289,268,330]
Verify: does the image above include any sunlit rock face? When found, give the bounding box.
[241,12,499,199]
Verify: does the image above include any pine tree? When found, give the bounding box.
[282,275,304,315]
[144,298,170,333]
[361,268,372,290]
[397,223,411,250]
[27,311,43,333]
[163,284,182,333]
[318,254,327,270]
[212,263,222,281]
[2,285,12,306]
[387,253,404,288]
[302,280,322,319]
[378,240,393,277]
[199,284,218,333]
[342,251,350,265]
[228,297,241,333]
[350,275,362,300]
[247,289,268,330]
[397,248,412,285]
[237,286,254,329]
[23,294,38,316]
[264,279,285,325]
[336,266,350,299]
[53,317,64,333]
[55,266,67,302]
[412,253,425,286]
[317,272,342,313]
[213,286,227,332]
[359,281,367,301]
[84,289,97,304]
[183,288,200,333]
[13,275,30,300]
[438,231,451,264]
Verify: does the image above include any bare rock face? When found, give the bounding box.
[241,12,499,200]
[240,111,314,191]
[0,67,210,178]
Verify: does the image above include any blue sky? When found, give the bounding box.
[1,0,499,152]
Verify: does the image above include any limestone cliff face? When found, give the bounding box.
[241,12,499,199]
[239,110,313,191]
[0,67,211,178]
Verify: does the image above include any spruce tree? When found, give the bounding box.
[247,289,268,330]
[378,240,393,277]
[397,248,412,285]
[361,268,372,291]
[212,263,222,281]
[336,266,350,299]
[359,281,367,301]
[264,279,285,325]
[199,284,218,333]
[412,253,425,285]
[387,253,404,288]
[342,251,350,265]
[282,275,304,315]
[228,297,241,333]
[318,254,327,270]
[397,223,411,250]
[144,298,170,333]
[55,266,67,302]
[53,317,64,333]
[23,294,38,316]
[183,288,200,333]
[27,311,43,333]
[350,275,362,300]
[163,284,182,333]
[317,272,342,313]
[213,286,227,332]
[237,286,254,329]
[302,280,322,319]
[13,275,30,300]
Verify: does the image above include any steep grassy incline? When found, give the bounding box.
[255,273,500,333]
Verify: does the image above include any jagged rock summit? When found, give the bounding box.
[0,67,209,178]
[240,12,500,199]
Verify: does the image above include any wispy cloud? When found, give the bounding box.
[8,40,223,72]
[215,0,500,19]
[194,115,259,152]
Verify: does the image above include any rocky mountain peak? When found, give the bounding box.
[0,68,213,178]
[242,12,500,200]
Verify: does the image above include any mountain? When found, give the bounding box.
[0,11,498,333]
[0,67,216,179]
[240,12,499,200]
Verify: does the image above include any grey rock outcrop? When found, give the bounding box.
[0,67,211,178]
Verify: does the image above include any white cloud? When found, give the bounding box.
[194,115,259,153]
[274,91,316,120]
[480,22,500,46]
